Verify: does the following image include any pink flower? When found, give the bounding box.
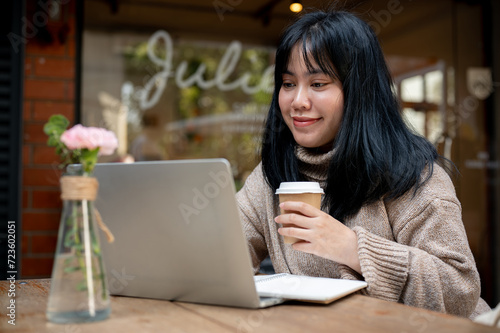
[61,124,118,156]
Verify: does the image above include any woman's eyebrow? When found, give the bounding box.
[282,68,325,76]
[307,68,325,75]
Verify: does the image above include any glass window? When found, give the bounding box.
[425,70,443,104]
[82,29,274,188]
[401,75,424,103]
[394,61,446,145]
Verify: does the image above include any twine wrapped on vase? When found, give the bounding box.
[60,176,115,243]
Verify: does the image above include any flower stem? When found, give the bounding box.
[82,199,96,316]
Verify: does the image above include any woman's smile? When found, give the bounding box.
[292,116,322,127]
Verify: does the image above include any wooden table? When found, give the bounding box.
[1,279,498,332]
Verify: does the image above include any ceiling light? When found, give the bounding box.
[289,0,303,13]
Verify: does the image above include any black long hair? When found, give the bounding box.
[261,10,445,222]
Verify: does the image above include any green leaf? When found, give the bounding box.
[43,114,70,136]
[55,146,65,156]
[77,280,88,292]
[92,242,101,255]
[64,266,80,273]
[47,136,59,147]
[64,228,76,247]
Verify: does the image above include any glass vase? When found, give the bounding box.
[46,175,111,324]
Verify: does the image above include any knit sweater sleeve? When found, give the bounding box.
[235,163,270,274]
[352,165,481,318]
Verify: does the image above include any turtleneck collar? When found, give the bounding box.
[295,145,335,186]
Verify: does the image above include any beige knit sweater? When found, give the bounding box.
[236,146,491,318]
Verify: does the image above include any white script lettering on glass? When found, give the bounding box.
[135,30,275,111]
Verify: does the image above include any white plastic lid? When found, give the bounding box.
[275,182,324,194]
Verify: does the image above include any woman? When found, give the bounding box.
[235,10,490,318]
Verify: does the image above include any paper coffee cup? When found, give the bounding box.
[276,182,324,244]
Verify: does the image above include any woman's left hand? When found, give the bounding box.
[275,201,361,274]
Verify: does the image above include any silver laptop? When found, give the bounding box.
[93,158,283,308]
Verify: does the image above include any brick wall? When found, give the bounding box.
[21,0,77,278]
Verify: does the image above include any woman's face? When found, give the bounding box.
[279,45,344,152]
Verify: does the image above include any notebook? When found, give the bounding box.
[93,158,367,308]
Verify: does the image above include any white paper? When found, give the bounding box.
[254,273,367,302]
